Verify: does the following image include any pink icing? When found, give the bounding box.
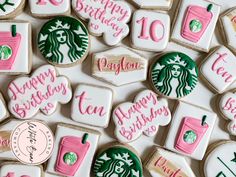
[222,97,236,119]
[181,5,213,42]
[0,32,21,70]
[36,0,63,5]
[0,136,10,148]
[55,136,90,176]
[211,52,233,83]
[175,117,208,154]
[4,173,30,177]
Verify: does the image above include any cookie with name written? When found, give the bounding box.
[7,65,72,119]
[29,0,71,18]
[200,46,236,93]
[92,46,148,86]
[131,0,173,10]
[0,0,25,19]
[150,52,198,99]
[38,16,89,67]
[72,0,132,46]
[113,89,171,143]
[144,146,195,177]
[93,143,142,177]
[0,93,9,122]
[71,84,113,128]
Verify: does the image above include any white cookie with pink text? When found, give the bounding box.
[7,65,72,119]
[219,90,236,136]
[200,46,236,93]
[71,84,113,128]
[72,0,132,46]
[132,0,173,10]
[113,89,171,143]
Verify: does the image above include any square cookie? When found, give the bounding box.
[46,123,100,177]
[0,21,31,74]
[71,84,113,128]
[131,10,170,52]
[0,93,9,122]
[131,0,173,10]
[200,46,236,93]
[29,0,71,18]
[165,101,216,160]
[171,0,220,52]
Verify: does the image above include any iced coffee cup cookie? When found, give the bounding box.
[38,16,90,67]
[149,52,198,99]
[0,0,25,19]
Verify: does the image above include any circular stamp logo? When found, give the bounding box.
[11,120,54,165]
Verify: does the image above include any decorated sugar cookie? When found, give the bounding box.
[0,0,25,19]
[150,52,198,99]
[131,10,170,52]
[203,141,236,177]
[0,21,31,74]
[92,46,148,86]
[131,0,173,10]
[171,0,220,52]
[38,16,89,67]
[0,93,9,122]
[113,90,171,143]
[144,147,195,177]
[165,101,216,160]
[0,162,43,177]
[29,0,71,18]
[7,65,72,119]
[46,123,100,177]
[71,84,113,128]
[72,0,132,46]
[219,90,236,136]
[93,144,142,177]
[220,7,236,53]
[200,46,236,93]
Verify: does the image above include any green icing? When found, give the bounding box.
[151,52,198,98]
[0,0,14,12]
[63,152,78,166]
[0,45,12,60]
[189,19,202,33]
[183,130,197,144]
[93,145,142,177]
[38,16,89,65]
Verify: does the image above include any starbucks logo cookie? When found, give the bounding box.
[150,52,198,99]
[38,16,89,67]
[0,0,25,19]
[93,144,142,177]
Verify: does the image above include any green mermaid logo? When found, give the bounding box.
[151,52,198,98]
[38,17,89,66]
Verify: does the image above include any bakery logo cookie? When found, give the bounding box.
[38,16,89,66]
[0,92,9,122]
[8,65,72,119]
[46,123,100,176]
[71,84,113,128]
[219,90,236,135]
[11,120,54,165]
[113,90,171,143]
[165,101,216,160]
[144,147,195,177]
[0,0,25,19]
[72,0,131,46]
[92,46,148,86]
[200,46,236,93]
[171,0,220,52]
[150,52,198,99]
[29,0,70,17]
[131,10,170,52]
[220,7,236,53]
[131,0,173,10]
[93,144,142,177]
[203,141,236,177]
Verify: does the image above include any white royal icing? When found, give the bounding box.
[204,141,236,177]
[132,0,173,10]
[71,84,113,128]
[72,0,132,46]
[113,90,171,143]
[0,0,22,16]
[201,46,236,93]
[7,65,72,119]
[131,10,170,52]
[92,46,148,86]
[0,94,7,121]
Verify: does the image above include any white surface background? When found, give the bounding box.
[1,0,236,177]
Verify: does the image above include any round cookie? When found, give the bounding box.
[150,52,198,99]
[203,141,236,177]
[93,144,143,177]
[38,16,90,67]
[0,0,25,19]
